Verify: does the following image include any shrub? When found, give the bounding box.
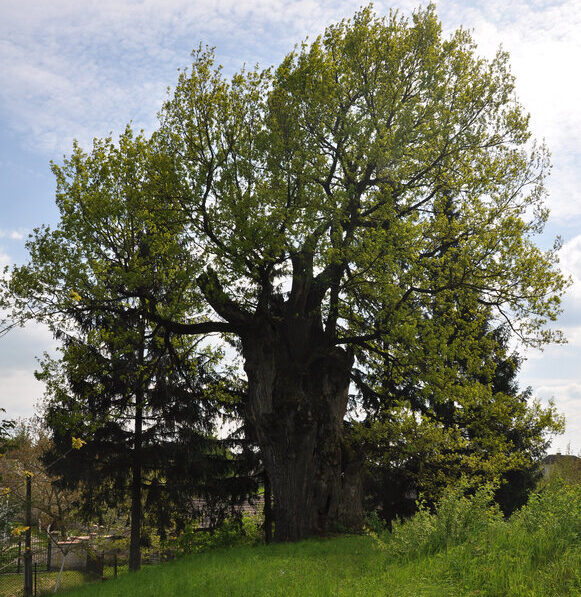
[364,510,388,535]
[383,480,502,561]
[445,477,581,596]
[168,512,264,557]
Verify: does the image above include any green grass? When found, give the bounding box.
[5,478,579,597]
[53,523,580,597]
[0,564,127,596]
[52,536,458,597]
[0,570,91,597]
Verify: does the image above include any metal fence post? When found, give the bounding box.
[24,474,33,596]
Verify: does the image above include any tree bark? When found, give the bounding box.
[242,317,355,541]
[129,397,143,572]
[338,436,364,530]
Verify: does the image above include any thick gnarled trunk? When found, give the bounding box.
[242,319,356,541]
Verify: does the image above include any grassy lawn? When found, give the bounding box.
[52,530,579,597]
[51,536,460,597]
[2,479,577,597]
[0,564,128,596]
[3,531,579,597]
[55,480,580,597]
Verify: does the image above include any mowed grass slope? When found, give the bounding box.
[60,479,581,597]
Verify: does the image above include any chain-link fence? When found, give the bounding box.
[0,534,123,596]
[1,466,266,596]
[0,470,112,597]
[0,533,64,596]
[0,433,142,596]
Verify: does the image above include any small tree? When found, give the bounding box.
[0,409,14,452]
[40,323,259,570]
[32,177,254,569]
[0,420,84,571]
[356,306,565,521]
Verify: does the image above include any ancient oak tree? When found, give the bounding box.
[2,7,567,541]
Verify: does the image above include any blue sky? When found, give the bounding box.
[1,0,580,453]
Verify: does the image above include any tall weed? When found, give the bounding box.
[374,476,581,595]
[382,480,502,561]
[446,478,581,596]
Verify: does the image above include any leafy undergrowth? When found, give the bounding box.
[57,479,580,597]
[375,478,581,596]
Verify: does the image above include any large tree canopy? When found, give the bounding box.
[1,6,568,541]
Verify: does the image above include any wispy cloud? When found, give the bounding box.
[1,0,407,155]
[556,234,581,320]
[520,232,581,451]
[528,381,581,454]
[0,229,26,240]
[437,0,581,222]
[3,1,579,159]
[0,367,47,419]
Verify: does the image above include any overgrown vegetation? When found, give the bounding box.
[371,477,581,595]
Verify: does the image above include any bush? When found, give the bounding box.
[445,477,581,596]
[385,480,502,561]
[510,478,581,563]
[167,512,264,557]
[363,511,388,535]
[366,476,581,595]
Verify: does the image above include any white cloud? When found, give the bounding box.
[0,322,57,422]
[522,233,581,332]
[555,234,581,318]
[436,0,581,222]
[0,368,46,421]
[1,0,579,243]
[3,0,411,155]
[529,381,581,454]
[559,234,581,279]
[5,0,577,163]
[513,230,581,453]
[0,230,26,241]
